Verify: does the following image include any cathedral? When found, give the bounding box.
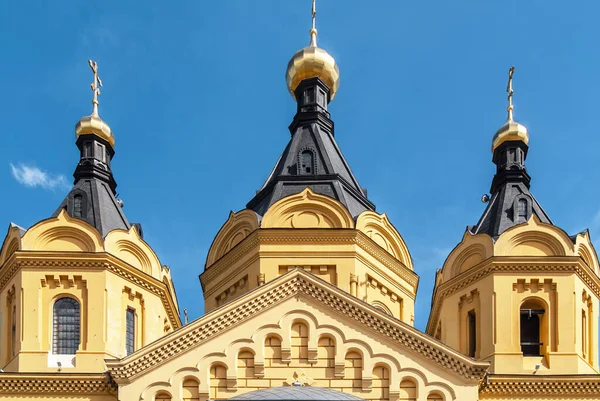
[0,3,599,401]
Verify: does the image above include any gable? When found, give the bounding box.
[107,270,487,401]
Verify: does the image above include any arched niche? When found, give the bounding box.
[105,227,162,278]
[574,231,599,274]
[261,188,354,229]
[440,232,493,283]
[206,209,259,267]
[495,216,573,257]
[21,210,103,253]
[0,224,23,266]
[356,211,413,269]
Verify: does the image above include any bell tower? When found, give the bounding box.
[200,0,417,325]
[0,60,180,373]
[427,67,599,375]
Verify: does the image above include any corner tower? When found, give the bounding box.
[427,67,600,375]
[0,61,180,373]
[201,1,417,324]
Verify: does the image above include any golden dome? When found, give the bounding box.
[491,120,528,152]
[75,114,115,147]
[75,60,115,147]
[286,38,340,101]
[491,66,529,152]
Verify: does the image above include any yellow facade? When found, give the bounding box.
[427,216,599,378]
[202,189,416,324]
[2,7,600,401]
[0,211,179,377]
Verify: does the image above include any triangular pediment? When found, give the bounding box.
[107,270,487,395]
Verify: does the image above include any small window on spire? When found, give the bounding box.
[73,195,83,218]
[517,199,527,222]
[306,88,315,104]
[83,142,92,158]
[96,143,106,163]
[300,151,314,175]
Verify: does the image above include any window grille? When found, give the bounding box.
[52,298,80,355]
[300,151,314,175]
[520,308,544,356]
[126,309,135,355]
[73,195,83,218]
[517,199,527,221]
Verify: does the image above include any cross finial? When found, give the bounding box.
[309,0,318,47]
[506,66,515,122]
[88,59,102,116]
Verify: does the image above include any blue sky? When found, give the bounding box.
[1,1,600,332]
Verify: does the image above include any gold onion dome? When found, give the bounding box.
[76,114,115,147]
[492,66,528,152]
[286,1,340,101]
[76,60,115,147]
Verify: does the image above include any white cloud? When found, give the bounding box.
[9,163,69,191]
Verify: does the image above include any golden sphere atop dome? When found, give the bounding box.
[491,120,528,152]
[286,39,340,101]
[286,1,340,101]
[491,66,529,152]
[75,114,115,147]
[75,59,115,147]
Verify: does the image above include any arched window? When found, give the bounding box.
[400,379,417,401]
[73,195,83,218]
[53,297,80,355]
[300,150,315,175]
[520,300,545,356]
[155,391,172,401]
[517,198,528,222]
[427,392,445,401]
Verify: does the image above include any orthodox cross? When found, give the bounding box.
[506,66,515,121]
[312,0,316,31]
[309,0,318,47]
[88,59,103,116]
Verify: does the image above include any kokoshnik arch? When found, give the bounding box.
[0,2,598,401]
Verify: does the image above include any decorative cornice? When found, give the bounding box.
[0,251,181,330]
[107,270,487,383]
[0,372,115,394]
[480,374,600,396]
[201,229,418,293]
[427,256,600,334]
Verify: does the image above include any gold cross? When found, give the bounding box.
[88,59,103,116]
[506,66,515,121]
[309,0,318,47]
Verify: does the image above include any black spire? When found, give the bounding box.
[52,130,130,237]
[247,77,375,218]
[470,132,552,239]
[52,60,130,237]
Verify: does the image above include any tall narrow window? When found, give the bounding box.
[306,87,315,104]
[95,143,106,163]
[468,310,476,357]
[520,308,544,356]
[83,142,92,158]
[126,308,135,355]
[517,199,527,222]
[300,151,314,175]
[73,195,83,218]
[53,298,80,355]
[11,305,16,357]
[582,310,588,358]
